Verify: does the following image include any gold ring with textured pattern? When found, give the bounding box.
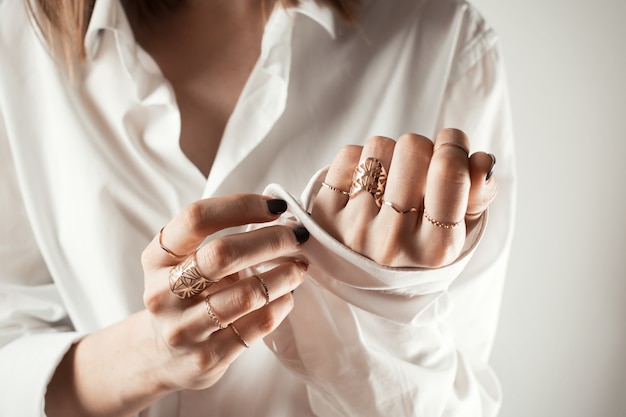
[349,157,388,207]
[169,252,211,299]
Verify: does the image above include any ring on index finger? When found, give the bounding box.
[159,227,189,259]
[349,157,388,207]
[169,252,213,299]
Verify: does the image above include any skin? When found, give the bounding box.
[311,130,498,268]
[44,2,498,416]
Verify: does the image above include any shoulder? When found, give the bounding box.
[363,0,499,81]
[0,1,49,71]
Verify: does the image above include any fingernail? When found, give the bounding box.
[292,226,310,245]
[267,199,288,214]
[485,154,496,182]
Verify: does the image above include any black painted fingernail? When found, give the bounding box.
[485,154,496,182]
[292,226,310,245]
[267,199,288,214]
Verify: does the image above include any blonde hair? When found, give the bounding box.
[28,0,361,64]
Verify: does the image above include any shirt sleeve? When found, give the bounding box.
[254,38,515,417]
[0,109,83,417]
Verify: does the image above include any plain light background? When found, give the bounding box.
[469,0,626,416]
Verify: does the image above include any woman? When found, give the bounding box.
[0,0,515,416]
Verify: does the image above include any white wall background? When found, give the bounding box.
[469,0,626,416]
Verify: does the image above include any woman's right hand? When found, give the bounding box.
[141,194,308,391]
[45,194,308,417]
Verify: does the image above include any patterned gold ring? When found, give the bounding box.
[205,295,226,329]
[422,210,463,229]
[169,252,212,299]
[349,157,388,207]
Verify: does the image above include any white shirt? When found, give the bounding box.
[0,0,516,416]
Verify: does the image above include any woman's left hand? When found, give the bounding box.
[311,129,498,268]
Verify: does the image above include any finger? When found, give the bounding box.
[346,136,395,212]
[194,225,308,283]
[148,195,288,265]
[314,145,362,214]
[419,128,471,267]
[172,261,307,343]
[467,152,498,221]
[379,133,433,227]
[209,293,295,356]
[144,223,308,309]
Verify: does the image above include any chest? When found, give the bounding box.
[127,6,265,177]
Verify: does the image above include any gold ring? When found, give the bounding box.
[229,323,249,348]
[349,157,388,207]
[169,252,212,299]
[434,142,469,156]
[382,200,421,214]
[423,210,463,229]
[159,227,188,259]
[254,275,270,306]
[321,182,350,196]
[205,295,226,329]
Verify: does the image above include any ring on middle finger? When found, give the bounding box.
[169,251,212,299]
[349,157,388,207]
[205,294,227,329]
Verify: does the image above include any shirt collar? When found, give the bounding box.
[84,0,132,60]
[84,0,339,60]
[291,0,339,39]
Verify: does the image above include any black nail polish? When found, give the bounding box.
[267,199,288,214]
[485,154,496,182]
[292,226,310,245]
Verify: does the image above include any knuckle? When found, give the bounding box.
[264,226,293,253]
[439,127,469,141]
[140,246,152,269]
[432,156,470,186]
[232,282,261,312]
[256,308,282,334]
[366,135,396,149]
[191,346,220,371]
[143,287,163,312]
[202,238,238,272]
[287,263,307,285]
[163,325,189,348]
[229,194,259,218]
[180,202,205,235]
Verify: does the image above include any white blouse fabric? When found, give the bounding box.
[0,0,516,416]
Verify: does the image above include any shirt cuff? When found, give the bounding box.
[0,332,84,417]
[261,166,488,325]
